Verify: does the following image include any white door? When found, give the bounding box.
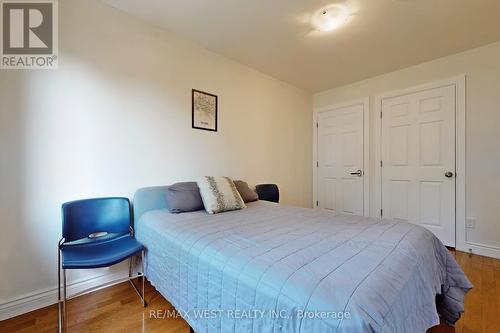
[317,103,365,215]
[381,85,456,246]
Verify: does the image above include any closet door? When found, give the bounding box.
[317,103,365,215]
[381,85,456,246]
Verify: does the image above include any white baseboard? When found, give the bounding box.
[0,269,129,321]
[457,241,500,259]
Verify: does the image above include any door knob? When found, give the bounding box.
[350,169,363,177]
[445,171,454,178]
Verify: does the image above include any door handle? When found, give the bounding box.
[350,170,363,177]
[445,171,454,178]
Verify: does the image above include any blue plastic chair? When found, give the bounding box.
[58,197,146,332]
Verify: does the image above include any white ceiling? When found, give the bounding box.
[101,0,500,92]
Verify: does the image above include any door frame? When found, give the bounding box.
[374,75,466,250]
[313,97,370,216]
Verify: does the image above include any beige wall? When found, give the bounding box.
[0,0,312,310]
[314,41,500,252]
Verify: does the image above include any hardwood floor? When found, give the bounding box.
[0,280,189,333]
[1,250,499,333]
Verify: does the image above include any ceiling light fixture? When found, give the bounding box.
[311,4,350,32]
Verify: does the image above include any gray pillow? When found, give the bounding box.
[234,180,259,203]
[165,182,204,213]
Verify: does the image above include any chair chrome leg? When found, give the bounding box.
[128,252,146,306]
[58,249,62,333]
[129,256,133,278]
[63,268,67,332]
[142,250,146,307]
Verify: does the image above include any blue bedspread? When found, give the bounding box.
[136,201,471,333]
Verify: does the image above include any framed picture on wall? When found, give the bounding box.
[192,89,218,132]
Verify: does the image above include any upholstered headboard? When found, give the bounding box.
[132,186,170,224]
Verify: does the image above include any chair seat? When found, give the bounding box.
[61,234,144,269]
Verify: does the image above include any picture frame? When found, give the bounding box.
[192,89,218,132]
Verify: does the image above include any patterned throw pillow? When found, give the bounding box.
[197,176,246,214]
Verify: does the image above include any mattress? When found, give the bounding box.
[135,200,472,333]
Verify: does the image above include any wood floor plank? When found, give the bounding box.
[482,257,500,333]
[1,251,497,333]
[463,252,483,333]
[452,250,464,333]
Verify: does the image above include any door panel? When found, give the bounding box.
[320,178,336,210]
[381,85,456,246]
[420,121,442,166]
[420,181,441,226]
[390,125,410,166]
[317,103,365,215]
[388,180,409,220]
[342,178,362,214]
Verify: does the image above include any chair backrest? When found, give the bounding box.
[62,197,131,242]
[255,184,279,203]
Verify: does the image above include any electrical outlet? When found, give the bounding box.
[466,218,476,229]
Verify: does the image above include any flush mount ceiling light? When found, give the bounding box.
[311,4,350,32]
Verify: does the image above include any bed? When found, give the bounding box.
[133,186,472,333]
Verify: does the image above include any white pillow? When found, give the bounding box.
[197,176,246,214]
